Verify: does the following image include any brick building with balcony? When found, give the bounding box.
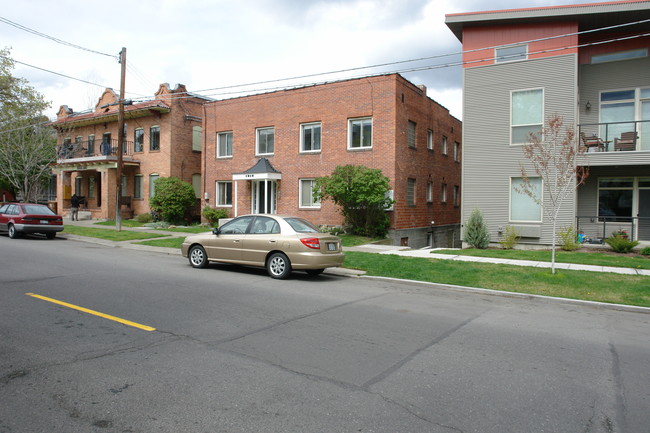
[202,74,462,248]
[51,83,209,221]
[446,0,650,244]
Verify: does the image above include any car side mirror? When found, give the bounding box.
[212,227,220,235]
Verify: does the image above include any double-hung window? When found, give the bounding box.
[134,128,144,152]
[257,127,274,155]
[299,179,320,208]
[510,176,542,222]
[407,178,416,206]
[348,117,372,149]
[407,121,416,148]
[426,181,433,203]
[442,136,448,155]
[511,88,543,145]
[301,123,321,152]
[216,181,232,206]
[150,126,160,151]
[217,132,233,158]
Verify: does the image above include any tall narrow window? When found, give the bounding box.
[134,175,143,199]
[192,126,202,152]
[87,135,95,155]
[299,179,320,208]
[301,123,321,152]
[256,127,274,155]
[134,128,144,152]
[192,174,201,198]
[442,136,448,155]
[510,177,542,222]
[454,185,460,206]
[121,175,128,197]
[407,178,416,206]
[149,174,159,197]
[454,142,460,161]
[511,88,543,144]
[217,132,233,158]
[150,126,160,151]
[426,181,433,202]
[88,177,96,198]
[427,129,433,150]
[216,181,232,206]
[101,132,111,155]
[407,121,416,148]
[348,118,372,149]
[441,183,447,203]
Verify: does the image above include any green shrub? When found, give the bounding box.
[202,206,229,227]
[558,225,581,251]
[605,235,640,254]
[499,225,520,249]
[135,213,152,223]
[149,177,197,224]
[640,247,650,256]
[464,209,491,249]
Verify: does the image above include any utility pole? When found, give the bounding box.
[115,47,126,231]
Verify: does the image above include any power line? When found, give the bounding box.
[0,16,117,58]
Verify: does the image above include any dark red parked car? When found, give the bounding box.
[0,203,64,239]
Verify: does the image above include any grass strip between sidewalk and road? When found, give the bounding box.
[434,248,650,270]
[343,251,650,308]
[63,225,170,241]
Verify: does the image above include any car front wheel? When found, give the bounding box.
[8,224,18,239]
[188,245,208,268]
[267,252,292,279]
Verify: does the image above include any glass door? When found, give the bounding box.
[252,180,277,214]
[640,99,650,151]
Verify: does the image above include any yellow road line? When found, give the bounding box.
[26,293,156,332]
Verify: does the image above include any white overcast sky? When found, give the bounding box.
[2,0,608,121]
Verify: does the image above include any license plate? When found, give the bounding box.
[40,220,49,224]
[327,243,337,251]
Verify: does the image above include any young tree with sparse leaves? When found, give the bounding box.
[518,114,589,274]
[0,47,54,202]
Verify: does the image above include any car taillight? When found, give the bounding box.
[300,238,321,249]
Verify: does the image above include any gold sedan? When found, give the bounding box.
[181,215,345,279]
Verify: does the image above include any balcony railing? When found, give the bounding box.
[57,138,134,160]
[578,120,649,153]
[576,215,650,242]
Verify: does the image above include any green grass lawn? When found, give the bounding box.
[63,225,170,241]
[95,220,211,234]
[94,219,145,228]
[343,251,650,307]
[337,234,384,247]
[434,248,650,270]
[136,237,187,248]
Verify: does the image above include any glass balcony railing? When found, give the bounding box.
[578,120,650,153]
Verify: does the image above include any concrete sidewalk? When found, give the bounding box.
[63,218,650,276]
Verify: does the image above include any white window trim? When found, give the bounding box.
[216,181,233,207]
[217,131,233,159]
[509,176,544,223]
[256,127,275,156]
[441,183,447,203]
[510,88,545,146]
[149,125,161,151]
[427,129,433,150]
[149,173,160,198]
[496,44,528,63]
[300,122,322,154]
[299,178,321,209]
[426,181,433,203]
[347,117,373,150]
[442,136,448,155]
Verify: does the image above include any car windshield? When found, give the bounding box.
[22,205,55,215]
[285,217,319,233]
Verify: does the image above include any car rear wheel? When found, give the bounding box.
[306,269,325,277]
[8,224,18,239]
[267,252,292,279]
[188,245,208,268]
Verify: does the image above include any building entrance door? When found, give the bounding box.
[638,188,650,241]
[252,180,276,214]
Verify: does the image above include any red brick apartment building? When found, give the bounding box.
[51,83,209,220]
[202,74,462,248]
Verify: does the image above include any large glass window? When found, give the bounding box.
[217,132,233,158]
[150,126,160,151]
[301,123,321,152]
[349,118,372,149]
[299,179,320,208]
[496,44,527,63]
[216,181,232,206]
[510,177,542,222]
[256,127,274,155]
[600,88,650,149]
[598,178,633,221]
[511,89,543,144]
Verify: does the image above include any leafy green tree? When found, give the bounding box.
[149,177,197,224]
[0,47,54,202]
[464,208,491,249]
[314,165,393,237]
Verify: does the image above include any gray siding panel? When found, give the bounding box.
[462,54,578,245]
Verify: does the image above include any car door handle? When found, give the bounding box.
[269,240,276,243]
[233,239,241,243]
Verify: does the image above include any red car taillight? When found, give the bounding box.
[300,238,321,249]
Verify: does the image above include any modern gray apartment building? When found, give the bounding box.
[446,0,650,245]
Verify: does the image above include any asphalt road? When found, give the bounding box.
[1,234,649,433]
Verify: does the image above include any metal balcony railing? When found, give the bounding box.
[57,138,134,160]
[578,120,649,153]
[575,215,650,242]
